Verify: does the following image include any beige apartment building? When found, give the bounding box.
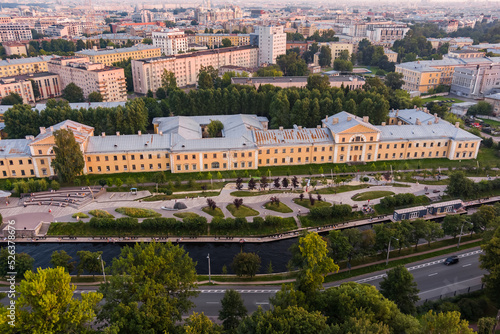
[0,23,32,42]
[76,44,162,66]
[0,77,34,104]
[0,108,480,180]
[189,33,251,48]
[0,56,53,78]
[132,45,259,92]
[3,42,27,56]
[47,56,127,102]
[152,29,188,56]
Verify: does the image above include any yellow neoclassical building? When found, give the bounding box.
[0,109,481,179]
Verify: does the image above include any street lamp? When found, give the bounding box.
[457,221,472,249]
[207,253,211,283]
[386,236,399,266]
[97,255,106,282]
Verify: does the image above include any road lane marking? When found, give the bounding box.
[463,264,471,267]
[428,273,438,277]
[256,302,269,305]
[206,302,219,304]
[417,276,484,295]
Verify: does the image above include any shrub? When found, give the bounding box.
[88,209,114,218]
[72,212,89,219]
[115,207,161,218]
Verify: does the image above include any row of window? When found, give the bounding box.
[0,159,32,166]
[176,161,254,171]
[2,169,34,177]
[88,163,171,173]
[178,152,255,160]
[258,147,333,154]
[259,156,333,164]
[87,153,170,162]
[378,142,456,150]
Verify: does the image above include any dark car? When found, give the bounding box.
[444,256,459,265]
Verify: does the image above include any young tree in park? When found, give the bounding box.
[50,250,76,273]
[385,72,405,90]
[233,198,243,209]
[273,177,281,188]
[156,87,166,99]
[247,178,256,190]
[98,242,198,333]
[231,252,261,277]
[88,91,103,102]
[379,265,420,314]
[51,128,85,183]
[281,177,289,188]
[235,177,243,190]
[207,198,217,210]
[260,176,269,190]
[76,250,103,278]
[477,317,497,334]
[0,267,102,333]
[207,120,224,137]
[1,92,23,105]
[309,193,315,206]
[423,221,444,247]
[446,171,477,199]
[420,311,474,334]
[161,69,177,91]
[219,289,247,332]
[291,176,299,188]
[480,226,500,306]
[62,82,84,102]
[292,232,338,294]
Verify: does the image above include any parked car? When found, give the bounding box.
[444,255,459,265]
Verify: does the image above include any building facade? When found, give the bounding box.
[0,109,481,180]
[0,56,53,78]
[189,33,251,48]
[3,42,27,56]
[132,45,259,92]
[484,93,500,116]
[257,25,286,65]
[451,60,500,98]
[0,77,35,104]
[152,29,188,55]
[47,56,127,102]
[0,23,32,42]
[76,45,162,66]
[231,75,365,90]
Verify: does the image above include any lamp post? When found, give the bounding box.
[207,253,211,283]
[97,255,106,282]
[386,236,399,266]
[457,221,471,249]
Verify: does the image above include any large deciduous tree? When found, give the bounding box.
[50,250,76,273]
[0,267,102,334]
[231,252,261,277]
[1,92,23,105]
[419,311,474,334]
[379,265,420,314]
[480,226,500,306]
[98,242,198,333]
[219,289,247,332]
[51,128,85,183]
[88,91,103,102]
[206,120,224,138]
[62,82,84,102]
[4,104,40,139]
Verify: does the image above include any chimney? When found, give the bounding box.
[39,127,46,134]
[434,113,438,118]
[317,125,321,129]
[159,131,163,136]
[325,116,329,122]
[298,126,302,130]
[138,130,142,136]
[322,123,326,128]
[416,118,421,125]
[396,109,399,116]
[116,131,120,136]
[363,116,369,123]
[398,121,402,126]
[49,126,54,132]
[332,117,339,124]
[101,132,105,137]
[279,126,284,131]
[347,116,352,121]
[428,121,433,125]
[423,107,428,113]
[434,117,439,124]
[381,122,386,126]
[455,122,460,128]
[413,105,417,109]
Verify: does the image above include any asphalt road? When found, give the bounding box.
[0,248,487,318]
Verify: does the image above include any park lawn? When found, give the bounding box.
[479,118,500,127]
[141,191,220,201]
[351,191,395,201]
[88,210,114,218]
[174,212,201,219]
[226,204,259,218]
[72,212,89,218]
[230,189,302,197]
[293,199,332,209]
[202,207,224,217]
[264,202,293,213]
[316,184,370,194]
[115,207,161,218]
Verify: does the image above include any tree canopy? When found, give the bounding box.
[51,128,85,183]
[62,82,84,103]
[379,265,420,314]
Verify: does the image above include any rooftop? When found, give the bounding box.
[31,120,94,145]
[76,44,160,56]
[0,55,54,67]
[86,134,171,154]
[34,102,127,112]
[136,45,258,63]
[0,138,31,158]
[254,127,332,146]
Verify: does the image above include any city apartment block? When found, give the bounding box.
[76,44,162,66]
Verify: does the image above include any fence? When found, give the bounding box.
[418,283,484,305]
